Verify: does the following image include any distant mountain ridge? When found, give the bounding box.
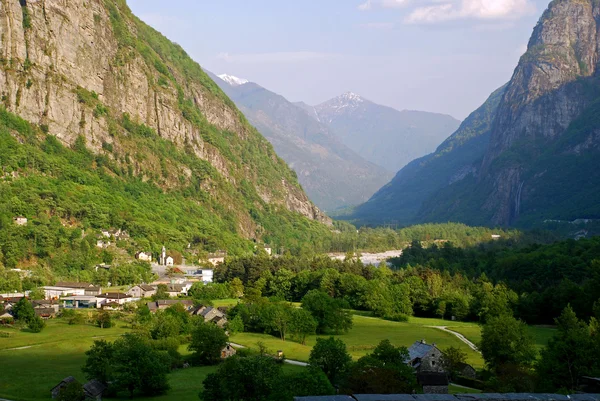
[313,93,461,173]
[209,73,393,211]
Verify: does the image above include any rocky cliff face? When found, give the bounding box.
[480,0,600,225]
[356,0,600,229]
[0,0,330,233]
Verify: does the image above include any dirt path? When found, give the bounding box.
[429,326,480,353]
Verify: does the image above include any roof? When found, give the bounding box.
[0,312,14,319]
[139,284,156,291]
[97,293,130,299]
[166,284,184,292]
[408,341,436,361]
[55,282,93,289]
[51,376,77,392]
[294,397,355,401]
[83,380,107,397]
[34,308,57,315]
[417,372,449,386]
[412,395,457,401]
[354,395,416,401]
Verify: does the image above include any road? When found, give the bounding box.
[429,326,480,353]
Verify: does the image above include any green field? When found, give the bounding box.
[232,315,486,368]
[0,314,557,401]
[446,324,556,351]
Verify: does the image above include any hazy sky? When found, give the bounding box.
[128,0,551,120]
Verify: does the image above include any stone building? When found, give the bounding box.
[407,340,445,373]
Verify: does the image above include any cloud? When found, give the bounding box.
[405,0,536,23]
[358,0,411,11]
[216,52,340,64]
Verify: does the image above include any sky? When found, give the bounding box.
[127,0,551,120]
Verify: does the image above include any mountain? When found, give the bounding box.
[0,0,333,266]
[355,0,600,228]
[313,93,461,173]
[210,73,393,211]
[351,85,506,225]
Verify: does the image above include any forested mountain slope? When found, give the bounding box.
[0,0,334,278]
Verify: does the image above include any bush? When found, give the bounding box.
[96,311,113,329]
[28,315,46,333]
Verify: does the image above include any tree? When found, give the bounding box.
[83,340,115,384]
[12,297,34,323]
[152,284,170,301]
[301,290,353,334]
[441,346,468,380]
[28,315,46,333]
[56,381,84,401]
[96,311,112,329]
[150,313,180,340]
[289,308,317,345]
[344,340,418,394]
[309,337,352,385]
[480,314,537,372]
[227,314,244,335]
[273,367,335,400]
[84,335,170,398]
[230,277,244,298]
[536,305,600,392]
[200,356,283,401]
[188,322,228,365]
[271,303,293,341]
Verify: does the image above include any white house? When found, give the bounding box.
[13,216,28,226]
[135,252,153,262]
[166,256,174,267]
[264,247,272,256]
[96,293,136,309]
[491,235,501,240]
[42,286,86,299]
[200,269,214,283]
[96,240,110,249]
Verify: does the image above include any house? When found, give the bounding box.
[221,343,237,359]
[51,377,106,401]
[61,295,99,309]
[127,285,157,299]
[55,282,94,290]
[13,216,28,226]
[166,256,174,267]
[457,362,477,379]
[35,307,58,319]
[96,293,135,309]
[96,239,110,249]
[164,283,192,297]
[491,235,501,240]
[33,300,60,314]
[83,379,107,401]
[0,312,14,324]
[407,340,445,373]
[200,269,214,283]
[418,372,449,394]
[51,376,78,399]
[42,286,86,299]
[85,287,103,296]
[193,305,228,328]
[95,264,111,272]
[264,247,272,256]
[135,251,153,262]
[146,299,194,312]
[101,230,111,238]
[206,251,227,266]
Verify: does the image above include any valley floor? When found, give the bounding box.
[0,312,555,401]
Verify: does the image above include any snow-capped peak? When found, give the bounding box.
[340,91,363,103]
[218,74,249,87]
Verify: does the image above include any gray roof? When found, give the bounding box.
[294,397,355,401]
[51,376,77,392]
[569,395,600,401]
[408,341,435,361]
[412,394,457,401]
[455,395,508,401]
[83,379,107,397]
[354,395,416,401]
